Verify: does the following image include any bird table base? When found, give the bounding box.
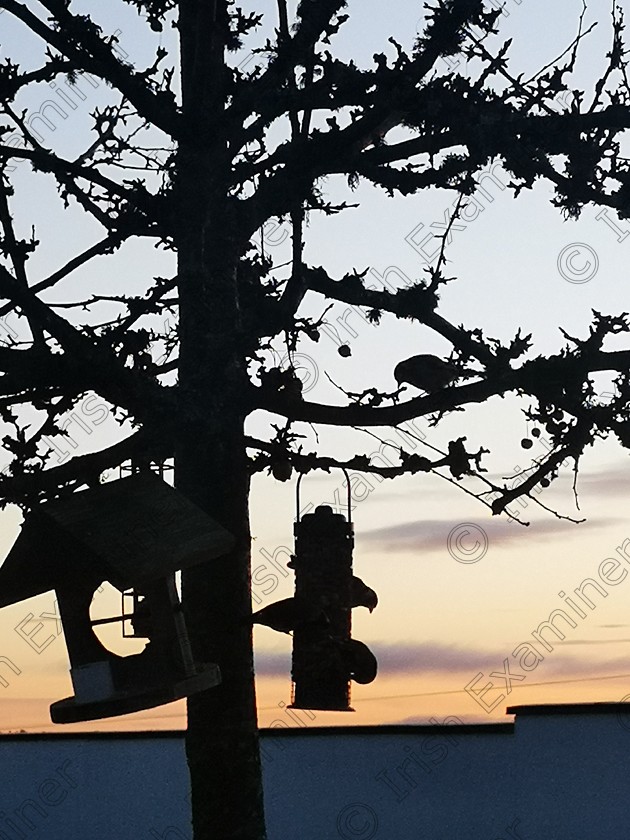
[50,663,221,723]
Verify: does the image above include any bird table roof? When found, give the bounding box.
[0,473,235,608]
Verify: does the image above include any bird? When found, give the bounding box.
[249,597,327,635]
[350,576,378,612]
[394,354,462,393]
[336,638,378,684]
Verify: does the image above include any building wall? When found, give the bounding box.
[0,707,627,839]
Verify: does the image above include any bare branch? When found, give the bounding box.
[0,0,179,136]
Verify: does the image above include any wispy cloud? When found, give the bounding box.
[254,649,292,677]
[372,641,501,675]
[360,516,617,554]
[254,638,630,681]
[559,639,630,645]
[254,640,504,679]
[575,463,630,498]
[599,624,630,629]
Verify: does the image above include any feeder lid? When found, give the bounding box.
[0,473,235,607]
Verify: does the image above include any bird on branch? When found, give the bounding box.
[350,575,378,612]
[394,354,473,393]
[250,597,327,634]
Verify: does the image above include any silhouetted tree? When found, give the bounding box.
[0,1,629,837]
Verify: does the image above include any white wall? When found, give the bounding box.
[0,705,628,839]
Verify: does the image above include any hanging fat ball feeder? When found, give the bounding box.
[394,354,461,392]
[0,473,235,724]
[290,488,353,712]
[287,470,379,711]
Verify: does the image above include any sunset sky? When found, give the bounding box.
[0,0,629,734]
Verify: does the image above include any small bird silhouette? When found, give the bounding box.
[336,638,378,684]
[394,354,461,393]
[350,576,378,612]
[250,597,326,634]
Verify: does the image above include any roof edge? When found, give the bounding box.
[0,722,515,740]
[507,701,630,716]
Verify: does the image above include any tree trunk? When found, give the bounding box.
[175,2,267,838]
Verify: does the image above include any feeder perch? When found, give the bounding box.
[290,472,355,712]
[0,473,235,723]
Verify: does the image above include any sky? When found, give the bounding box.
[0,0,630,734]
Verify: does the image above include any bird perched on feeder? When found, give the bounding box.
[336,638,378,684]
[394,354,462,393]
[250,597,327,635]
[350,576,378,612]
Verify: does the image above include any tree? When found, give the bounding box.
[0,0,629,837]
